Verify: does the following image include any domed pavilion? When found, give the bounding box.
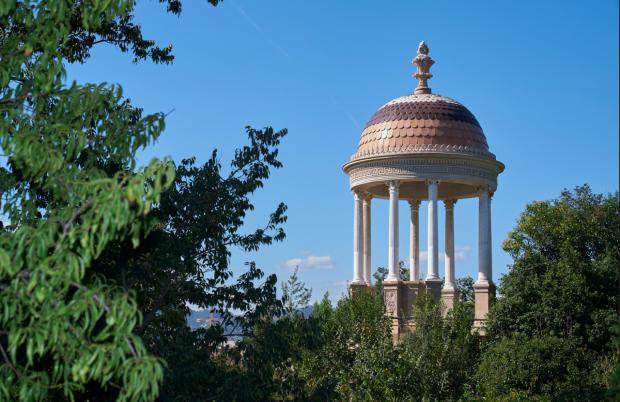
[343,42,504,338]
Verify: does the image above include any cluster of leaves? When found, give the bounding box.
[472,334,605,401]
[0,0,177,399]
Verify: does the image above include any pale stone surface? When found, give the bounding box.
[444,199,456,291]
[473,281,495,335]
[352,192,364,284]
[409,201,421,281]
[476,189,492,284]
[350,282,371,298]
[362,195,372,284]
[402,280,423,319]
[425,278,442,303]
[441,287,458,316]
[426,180,439,280]
[386,181,400,282]
[382,282,402,342]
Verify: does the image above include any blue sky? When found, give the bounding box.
[68,0,619,304]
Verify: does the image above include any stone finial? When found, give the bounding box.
[412,41,434,94]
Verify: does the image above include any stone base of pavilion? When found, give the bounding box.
[472,281,496,336]
[353,279,494,341]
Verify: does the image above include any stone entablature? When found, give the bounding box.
[344,154,503,194]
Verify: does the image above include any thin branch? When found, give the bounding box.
[0,338,21,378]
[54,200,93,254]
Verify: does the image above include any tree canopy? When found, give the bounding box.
[488,185,619,351]
[1,0,177,399]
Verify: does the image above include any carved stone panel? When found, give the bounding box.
[384,289,398,317]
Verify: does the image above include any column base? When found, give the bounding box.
[473,280,496,336]
[425,278,443,303]
[350,282,371,298]
[441,286,459,316]
[383,281,421,342]
[402,280,425,320]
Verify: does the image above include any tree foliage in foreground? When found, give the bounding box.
[0,0,176,399]
[488,185,619,351]
[292,293,478,402]
[92,126,289,401]
[2,0,291,399]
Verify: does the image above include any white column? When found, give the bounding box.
[409,200,421,281]
[362,194,372,284]
[426,180,439,280]
[477,188,492,284]
[352,191,364,284]
[386,181,400,282]
[444,200,456,289]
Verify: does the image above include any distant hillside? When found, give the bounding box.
[187,305,315,330]
[187,310,224,330]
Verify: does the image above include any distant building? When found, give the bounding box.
[195,312,222,328]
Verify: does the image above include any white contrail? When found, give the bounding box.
[230,1,291,59]
[229,1,360,130]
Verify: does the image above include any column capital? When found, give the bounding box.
[426,179,440,186]
[386,180,400,191]
[352,189,363,200]
[362,192,373,203]
[443,199,457,210]
[477,185,493,198]
[408,199,421,210]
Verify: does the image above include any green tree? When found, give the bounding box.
[455,276,474,304]
[1,0,289,400]
[372,266,388,288]
[609,323,620,400]
[487,185,619,351]
[300,293,479,402]
[210,277,321,401]
[282,266,312,315]
[0,0,176,399]
[473,335,604,401]
[396,296,480,402]
[91,126,288,400]
[300,292,390,401]
[373,261,408,290]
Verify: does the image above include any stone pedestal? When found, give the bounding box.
[473,281,495,335]
[402,281,424,316]
[441,287,459,316]
[382,281,402,342]
[350,283,371,298]
[425,278,442,303]
[402,281,424,334]
[383,281,425,341]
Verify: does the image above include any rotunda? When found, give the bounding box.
[343,42,504,337]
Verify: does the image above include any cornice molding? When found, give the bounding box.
[351,143,496,161]
[345,156,501,191]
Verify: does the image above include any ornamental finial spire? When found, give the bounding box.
[412,41,434,94]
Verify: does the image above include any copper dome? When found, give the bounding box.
[352,93,495,160]
[343,41,504,200]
